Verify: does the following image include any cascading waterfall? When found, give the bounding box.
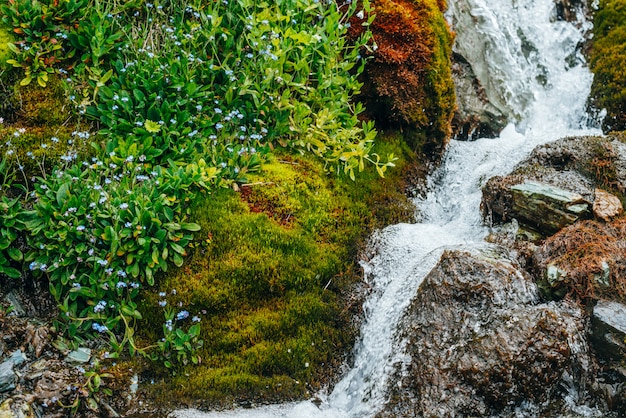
[173,1,601,417]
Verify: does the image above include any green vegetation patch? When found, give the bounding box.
[589,0,626,132]
[0,23,14,70]
[140,132,417,407]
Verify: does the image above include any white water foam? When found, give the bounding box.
[172,1,601,416]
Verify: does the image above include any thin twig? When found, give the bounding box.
[240,182,274,187]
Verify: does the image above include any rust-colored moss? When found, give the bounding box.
[348,0,456,159]
[533,218,626,303]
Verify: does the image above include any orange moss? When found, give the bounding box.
[348,0,455,158]
[534,219,626,302]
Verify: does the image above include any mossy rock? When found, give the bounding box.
[533,218,626,303]
[589,0,626,132]
[349,0,456,159]
[137,132,419,409]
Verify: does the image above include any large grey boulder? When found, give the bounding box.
[450,52,508,140]
[379,248,592,417]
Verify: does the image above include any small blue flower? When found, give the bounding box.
[92,323,108,333]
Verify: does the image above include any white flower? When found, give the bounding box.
[356,10,365,19]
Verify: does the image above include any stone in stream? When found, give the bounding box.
[379,248,592,417]
[591,300,626,361]
[482,135,626,237]
[510,181,590,235]
[532,219,626,301]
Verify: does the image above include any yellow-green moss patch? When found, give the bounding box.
[589,0,626,132]
[137,131,418,408]
[0,24,14,70]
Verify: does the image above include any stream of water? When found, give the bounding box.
[173,0,602,416]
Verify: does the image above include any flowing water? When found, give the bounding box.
[173,0,602,417]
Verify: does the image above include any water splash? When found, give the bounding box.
[172,0,600,416]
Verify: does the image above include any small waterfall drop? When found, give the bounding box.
[173,1,601,417]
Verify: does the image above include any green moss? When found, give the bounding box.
[0,125,93,183]
[0,24,14,71]
[589,0,626,132]
[138,131,418,408]
[12,75,71,126]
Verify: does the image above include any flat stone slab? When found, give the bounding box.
[510,181,590,234]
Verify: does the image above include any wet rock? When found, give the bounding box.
[0,351,27,393]
[532,219,626,302]
[511,181,590,234]
[553,0,587,23]
[380,248,592,417]
[591,301,626,361]
[64,347,91,365]
[451,52,508,140]
[593,189,623,221]
[482,135,626,236]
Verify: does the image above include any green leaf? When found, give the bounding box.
[56,182,69,206]
[93,374,102,390]
[100,69,113,84]
[7,247,23,262]
[133,88,145,102]
[0,266,21,279]
[180,222,201,232]
[172,253,184,267]
[170,242,185,254]
[130,262,139,277]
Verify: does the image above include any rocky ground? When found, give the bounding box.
[0,278,152,417]
[376,133,626,416]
